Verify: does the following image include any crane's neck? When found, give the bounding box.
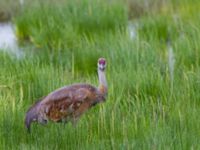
[98,69,107,95]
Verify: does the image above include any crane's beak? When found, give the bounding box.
[98,64,106,71]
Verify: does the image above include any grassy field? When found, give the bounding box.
[1,0,200,149]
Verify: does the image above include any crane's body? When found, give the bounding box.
[25,58,107,132]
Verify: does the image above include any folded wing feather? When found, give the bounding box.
[38,85,95,122]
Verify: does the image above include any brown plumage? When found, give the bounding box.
[25,58,107,132]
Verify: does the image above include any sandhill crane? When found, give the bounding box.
[25,58,107,132]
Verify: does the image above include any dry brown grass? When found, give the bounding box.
[126,0,169,19]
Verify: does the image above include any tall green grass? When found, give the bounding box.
[1,0,200,149]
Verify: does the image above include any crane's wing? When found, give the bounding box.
[39,87,93,122]
[40,84,95,104]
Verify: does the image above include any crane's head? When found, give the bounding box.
[98,58,106,71]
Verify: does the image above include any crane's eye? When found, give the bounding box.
[98,59,106,65]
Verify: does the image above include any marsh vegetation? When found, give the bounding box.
[0,0,200,149]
